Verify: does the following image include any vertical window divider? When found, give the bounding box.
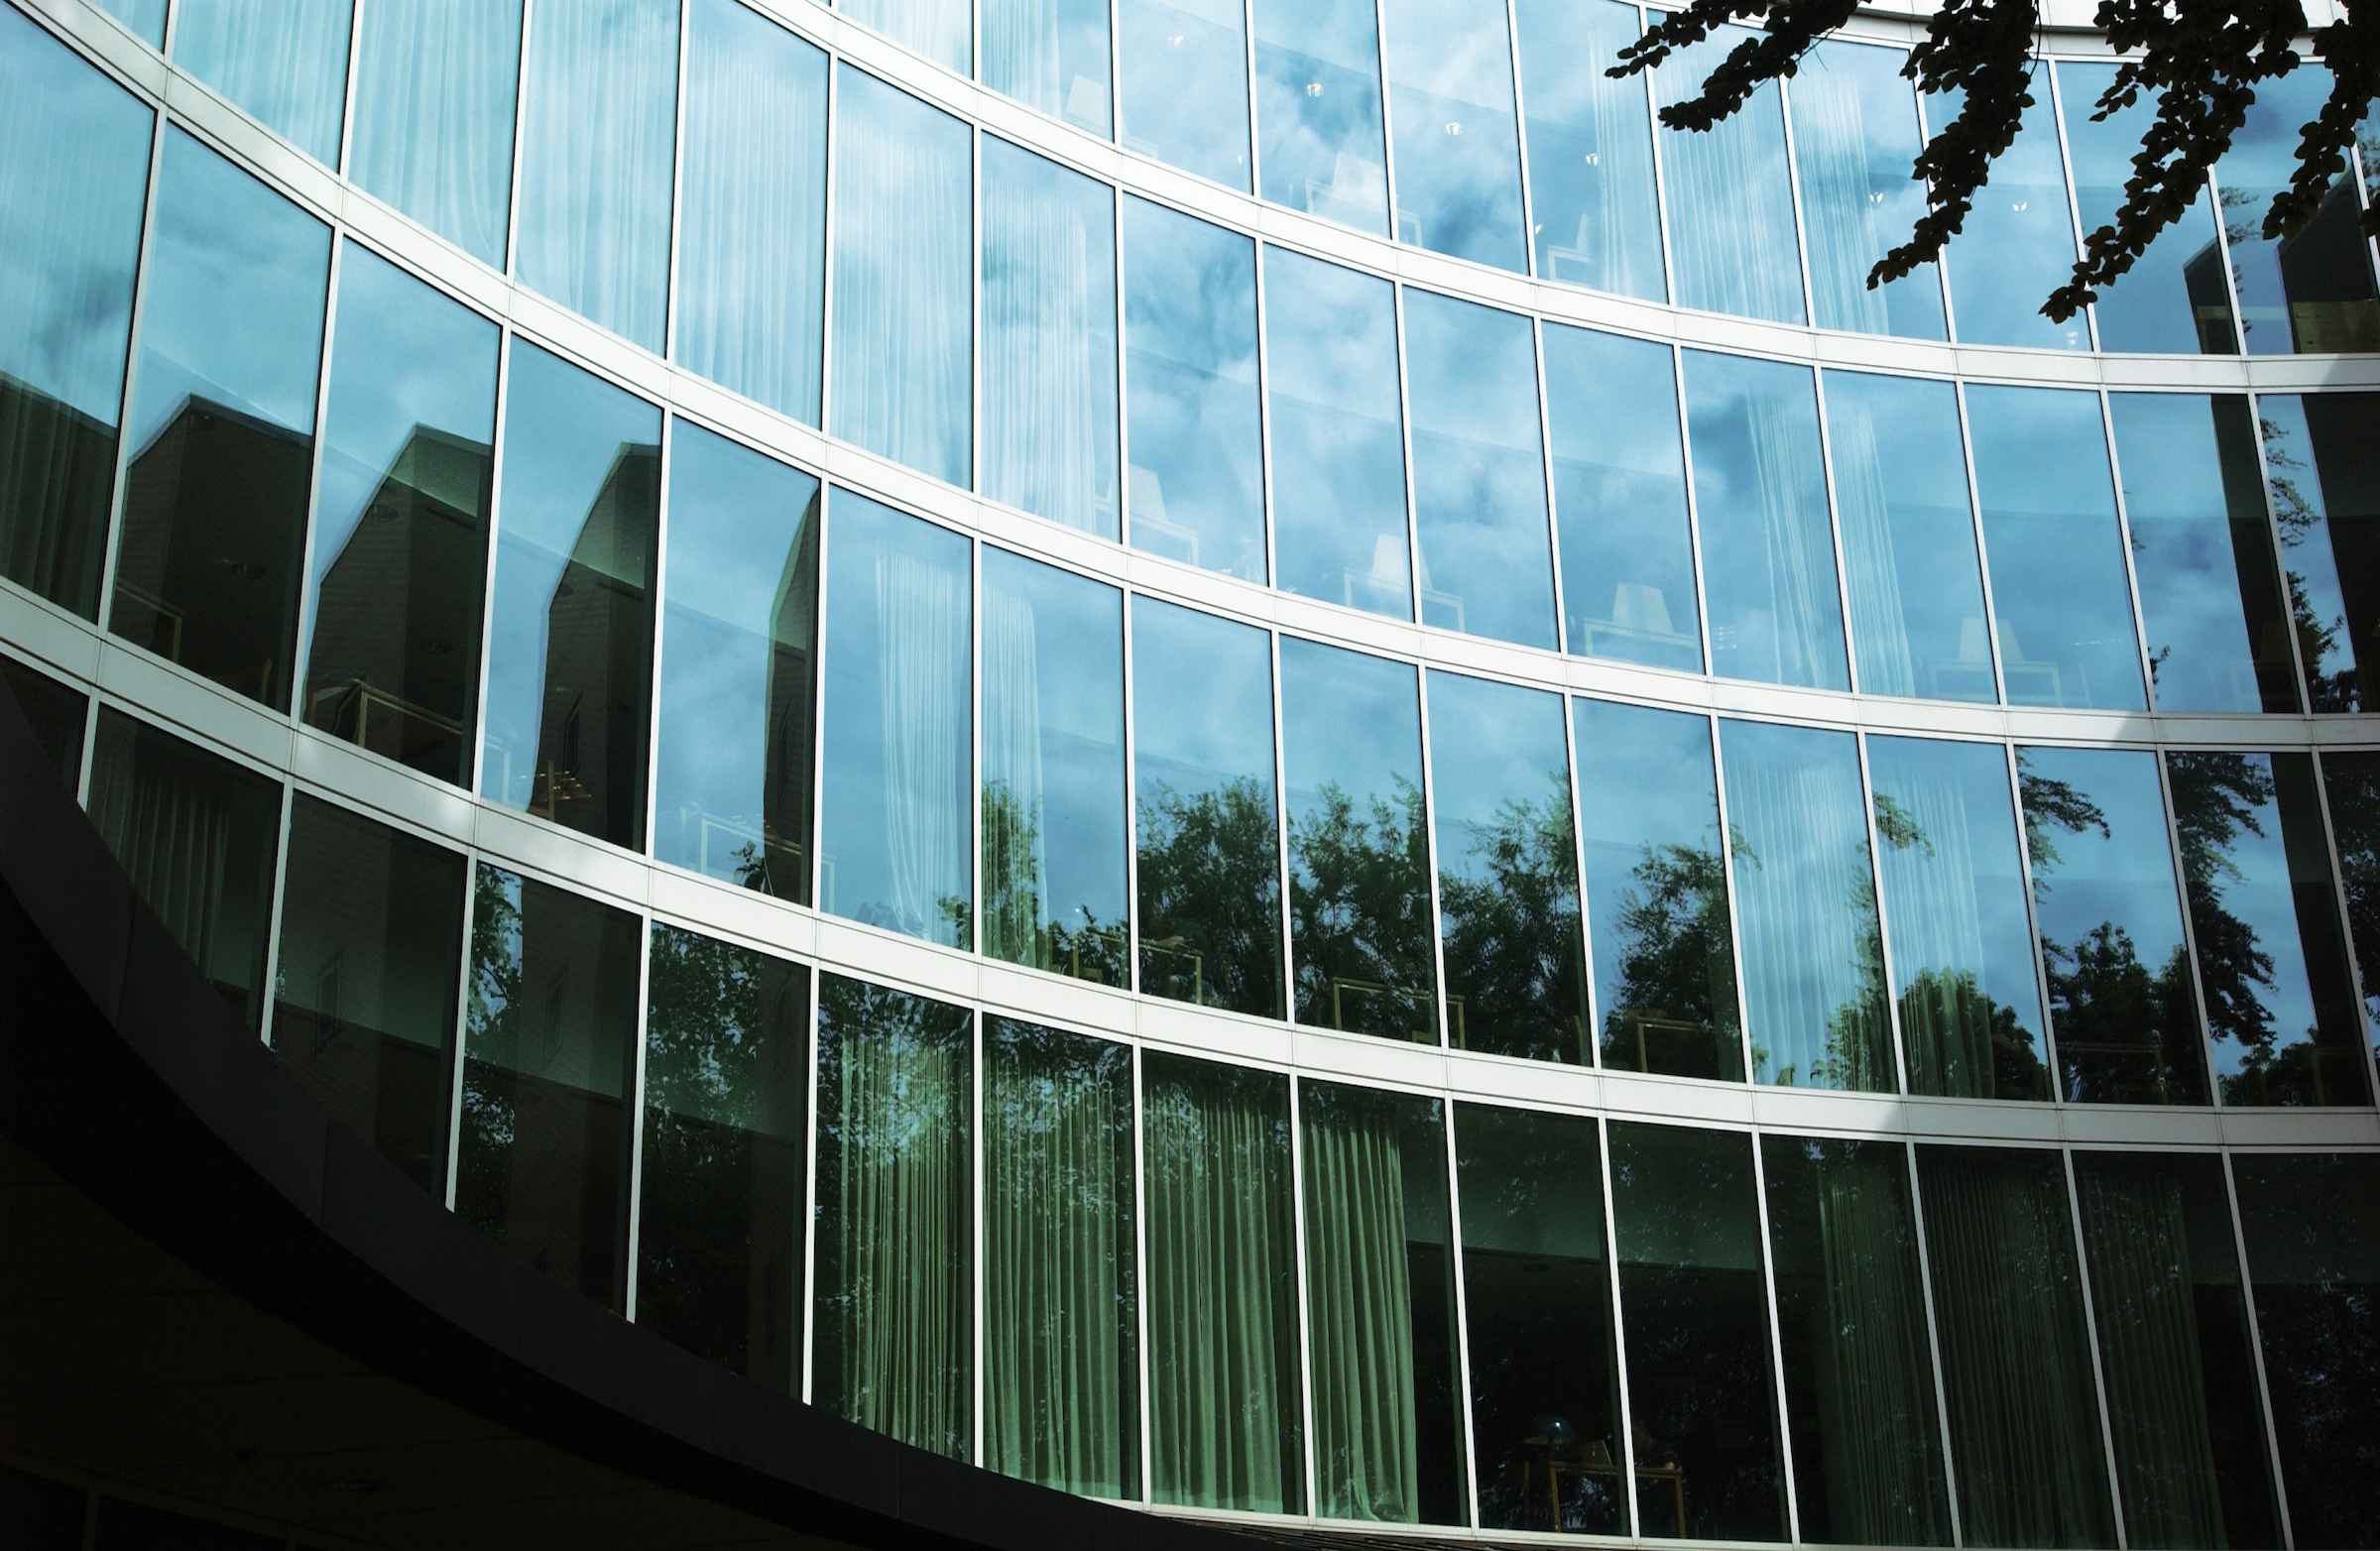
[1774,73,1820,331]
[2241,389,2317,713]
[1596,1115,1643,1539]
[288,232,348,718]
[1530,317,1568,656]
[2003,737,2066,1100]
[1252,241,1280,588]
[970,533,984,956]
[1389,283,1421,626]
[1269,629,1293,1020]
[971,1008,987,1468]
[622,913,657,1322]
[255,776,297,1050]
[2204,165,2251,355]
[504,0,535,279]
[817,54,841,437]
[2217,1149,2300,1550]
[1438,1100,1482,1528]
[72,689,100,809]
[971,120,985,497]
[2306,750,2380,1104]
[1120,591,1142,996]
[2041,60,2103,353]
[1673,343,1716,675]
[1415,667,1452,1047]
[1130,1044,1153,1503]
[808,488,837,923]
[1899,1138,1968,1548]
[336,0,367,179]
[1852,729,1914,1094]
[1502,0,1535,279]
[162,0,180,60]
[664,0,693,364]
[95,111,172,642]
[466,331,517,802]
[1559,691,1599,1067]
[1641,4,1679,308]
[1709,715,1759,1081]
[1807,364,1861,695]
[1369,0,1399,245]
[799,951,825,1405]
[1743,1126,1804,1543]
[1241,0,1260,197]
[2152,749,2225,1105]
[2096,388,2163,713]
[1285,1072,1319,1517]
[642,416,676,879]
[1106,0,1123,146]
[442,852,482,1211]
[2060,1145,2133,1551]
[1951,382,2011,706]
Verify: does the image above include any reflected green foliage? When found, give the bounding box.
[1602,841,1742,1080]
[460,864,523,1164]
[1437,774,1590,1064]
[2167,752,2281,1060]
[1813,870,1895,1094]
[1290,777,1437,1042]
[1136,776,1282,1016]
[984,780,1126,987]
[2261,413,2354,712]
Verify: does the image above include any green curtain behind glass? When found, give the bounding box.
[985,1019,1137,1498]
[1144,1053,1304,1513]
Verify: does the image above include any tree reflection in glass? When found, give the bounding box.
[2256,393,2380,713]
[2317,749,2380,1053]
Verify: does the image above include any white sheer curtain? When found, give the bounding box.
[1655,36,1804,323]
[1790,69,1893,336]
[878,545,971,939]
[1745,394,1843,687]
[350,0,520,268]
[983,151,1115,536]
[1829,405,1915,695]
[174,0,352,166]
[842,0,971,73]
[984,0,1063,116]
[982,586,1050,966]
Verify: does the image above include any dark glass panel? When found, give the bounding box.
[1252,0,1389,237]
[1574,697,1742,1082]
[2229,1152,2380,1549]
[482,342,659,849]
[811,974,972,1459]
[984,1019,1136,1497]
[637,924,808,1392]
[94,1499,277,1551]
[1143,1051,1304,1513]
[1915,1144,2118,1548]
[1511,0,1663,301]
[1302,1082,1464,1525]
[651,423,819,900]
[1378,0,1526,272]
[1454,1102,1624,1536]
[1761,1135,1952,1547]
[0,7,150,619]
[1791,41,1947,340]
[2215,66,2380,355]
[1280,638,1436,1042]
[304,245,497,786]
[116,129,330,709]
[85,709,282,1031]
[1130,598,1282,1017]
[2258,392,2380,713]
[456,866,639,1309]
[273,795,466,1194]
[0,1465,83,1551]
[0,655,88,788]
[2073,1150,2282,1550]
[2319,748,2380,1057]
[1115,0,1250,188]
[1607,1121,1787,1541]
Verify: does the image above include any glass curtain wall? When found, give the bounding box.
[173,0,352,167]
[1934,85,2087,350]
[1115,0,1250,187]
[2060,60,2236,355]
[2215,66,2380,355]
[349,0,522,269]
[1790,40,1947,340]
[1377,0,1526,272]
[93,0,168,48]
[1252,0,1390,238]
[983,0,1112,135]
[2259,393,2380,712]
[1510,0,1663,301]
[1654,27,1804,325]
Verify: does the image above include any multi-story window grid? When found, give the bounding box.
[3,0,2379,1545]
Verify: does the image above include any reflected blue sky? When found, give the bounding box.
[1512,0,1662,301]
[843,0,969,73]
[1792,40,1945,340]
[1656,27,1804,325]
[2256,393,2370,711]
[2060,62,2233,355]
[1379,0,1526,272]
[92,0,166,46]
[349,0,522,270]
[1133,597,1275,798]
[174,0,351,167]
[1253,0,1388,237]
[1281,636,1423,818]
[984,0,1111,135]
[1117,0,1250,188]
[1934,85,2086,350]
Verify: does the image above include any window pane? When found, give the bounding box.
[841,0,968,73]
[1455,1102,1624,1535]
[305,245,497,787]
[1302,1082,1465,1525]
[273,794,466,1195]
[2320,749,2380,1053]
[2229,1152,2380,1549]
[812,974,972,1458]
[2170,751,2369,1106]
[514,0,676,352]
[1718,719,1892,1092]
[1575,697,1741,1081]
[2017,746,2206,1104]
[173,0,352,167]
[1934,86,2085,350]
[1122,198,1264,582]
[1966,385,2146,710]
[0,8,150,619]
[817,491,971,947]
[1427,671,1586,1065]
[2216,66,2380,355]
[1131,598,1282,1017]
[457,865,640,1310]
[2259,393,2380,712]
[1825,371,1991,702]
[1544,327,1698,672]
[831,66,973,490]
[1252,0,1389,237]
[985,0,1110,134]
[652,422,819,899]
[1914,1144,2118,1548]
[1762,1135,1951,1547]
[1512,0,1661,299]
[1282,639,1435,1042]
[2060,60,2236,355]
[1264,249,1409,620]
[86,709,282,1031]
[983,139,1120,538]
[482,342,660,849]
[1117,0,1250,188]
[1684,352,1847,691]
[639,924,808,1392]
[0,655,88,788]
[2073,1150,2283,1550]
[1405,292,1556,650]
[1144,1051,1303,1513]
[1654,28,1804,325]
[1607,1121,1788,1541]
[1867,735,2049,1101]
[349,0,521,270]
[983,549,1128,985]
[117,129,329,711]
[1378,0,1524,272]
[675,0,826,424]
[94,0,168,48]
[985,1019,1136,1496]
[1791,41,1946,340]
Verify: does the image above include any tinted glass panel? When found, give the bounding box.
[1281,639,1435,1042]
[812,974,972,1458]
[1935,86,2085,350]
[818,491,971,946]
[639,925,807,1391]
[0,656,87,788]
[87,710,282,1030]
[2320,748,2380,1050]
[983,549,1128,985]
[1512,0,1662,300]
[1378,0,1524,271]
[2060,60,2236,355]
[651,423,819,899]
[984,0,1110,135]
[273,794,466,1194]
[2216,67,2380,355]
[0,1465,84,1551]
[2256,393,2380,712]
[2018,745,2206,1105]
[93,0,168,48]
[1122,199,1264,582]
[1575,698,1741,1081]
[117,129,329,710]
[842,0,968,73]
[305,245,497,787]
[1116,0,1250,187]
[1792,41,1947,340]
[482,343,660,849]
[350,0,522,269]
[1132,599,1282,1017]
[1966,385,2146,710]
[457,866,640,1309]
[174,0,352,166]
[1655,28,1803,324]
[1253,0,1388,236]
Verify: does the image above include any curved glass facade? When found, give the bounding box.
[5,0,2380,1544]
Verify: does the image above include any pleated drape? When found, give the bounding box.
[1879,770,2001,1096]
[1303,1104,1418,1521]
[1653,32,1804,324]
[87,736,234,968]
[1788,65,1891,337]
[981,585,1050,968]
[878,544,972,940]
[173,0,352,166]
[842,0,971,73]
[1831,406,1918,696]
[349,0,522,268]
